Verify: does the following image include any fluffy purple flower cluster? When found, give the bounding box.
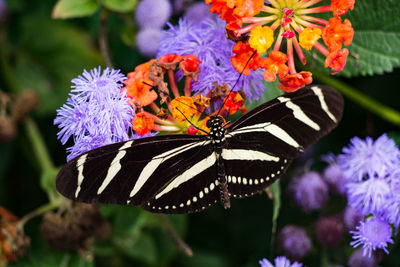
[259,256,303,267]
[54,67,135,161]
[336,134,400,257]
[157,17,266,102]
[286,134,400,260]
[278,225,312,261]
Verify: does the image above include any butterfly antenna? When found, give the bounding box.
[175,107,209,135]
[217,50,257,116]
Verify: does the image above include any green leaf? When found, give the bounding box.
[101,0,138,13]
[306,0,400,77]
[52,0,99,19]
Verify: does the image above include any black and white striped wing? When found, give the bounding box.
[223,85,344,197]
[56,134,220,214]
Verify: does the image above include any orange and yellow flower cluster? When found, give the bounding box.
[206,0,355,92]
[123,54,247,135]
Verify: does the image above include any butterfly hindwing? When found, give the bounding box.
[223,85,343,198]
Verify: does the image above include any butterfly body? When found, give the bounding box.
[56,85,344,214]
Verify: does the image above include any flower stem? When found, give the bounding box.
[312,71,400,126]
[25,117,55,172]
[157,214,193,257]
[99,9,113,68]
[18,201,61,227]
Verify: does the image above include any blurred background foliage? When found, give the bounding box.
[0,0,399,266]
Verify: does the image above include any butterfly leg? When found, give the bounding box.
[217,153,230,209]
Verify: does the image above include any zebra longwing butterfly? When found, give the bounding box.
[56,85,343,214]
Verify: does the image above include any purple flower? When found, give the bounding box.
[136,28,163,58]
[381,169,400,228]
[184,2,214,23]
[157,17,265,102]
[343,206,364,231]
[259,256,303,267]
[278,225,312,260]
[315,215,345,248]
[55,67,135,161]
[135,0,172,29]
[338,134,400,182]
[288,171,329,213]
[350,217,394,257]
[346,178,392,216]
[321,154,346,194]
[348,248,380,267]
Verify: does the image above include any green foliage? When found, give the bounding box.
[101,0,138,13]
[246,80,282,110]
[306,0,400,77]
[8,251,94,267]
[13,17,103,116]
[52,0,99,19]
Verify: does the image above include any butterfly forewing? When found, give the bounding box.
[56,135,214,207]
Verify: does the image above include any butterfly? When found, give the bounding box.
[56,84,343,214]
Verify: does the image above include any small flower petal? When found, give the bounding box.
[171,96,199,121]
[331,0,355,16]
[132,112,155,135]
[299,28,322,51]
[249,25,274,54]
[325,48,349,74]
[278,71,312,92]
[322,16,354,52]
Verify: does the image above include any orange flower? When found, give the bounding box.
[206,0,242,30]
[325,48,349,74]
[132,112,155,135]
[159,53,184,64]
[331,0,355,16]
[123,60,158,107]
[278,71,312,92]
[230,0,263,18]
[322,17,354,52]
[180,55,202,73]
[248,25,274,54]
[0,207,29,263]
[299,28,322,51]
[171,96,199,121]
[224,92,245,114]
[231,42,263,75]
[207,0,263,30]
[261,51,289,82]
[205,0,356,89]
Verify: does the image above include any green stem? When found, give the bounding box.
[313,71,400,126]
[18,201,61,226]
[269,181,281,259]
[157,214,193,257]
[24,117,55,172]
